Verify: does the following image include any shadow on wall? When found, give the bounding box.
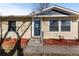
[0,21,31,56]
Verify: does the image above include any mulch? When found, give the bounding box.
[1,38,79,47]
[1,38,29,48]
[43,38,79,46]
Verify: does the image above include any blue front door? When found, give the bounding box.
[34,20,40,36]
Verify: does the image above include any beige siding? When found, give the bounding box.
[1,17,79,40]
[42,18,78,39]
[2,20,31,39]
[16,21,31,38]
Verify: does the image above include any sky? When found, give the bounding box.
[0,3,79,16]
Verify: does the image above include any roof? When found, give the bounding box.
[29,5,79,16]
[0,15,31,21]
[0,5,79,20]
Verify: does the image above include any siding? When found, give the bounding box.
[42,18,78,39]
[1,19,31,39]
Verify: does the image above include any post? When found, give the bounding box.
[0,16,2,40]
[40,30,44,43]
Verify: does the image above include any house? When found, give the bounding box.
[0,5,79,41]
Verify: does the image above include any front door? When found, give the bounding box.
[34,20,40,36]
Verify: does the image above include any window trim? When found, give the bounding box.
[61,20,71,32]
[49,20,71,32]
[49,20,59,32]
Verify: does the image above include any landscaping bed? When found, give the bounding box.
[43,38,79,45]
[2,38,29,49]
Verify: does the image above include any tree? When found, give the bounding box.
[37,3,50,11]
[33,3,50,12]
[0,17,31,56]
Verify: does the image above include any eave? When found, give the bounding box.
[0,15,32,21]
[33,15,78,18]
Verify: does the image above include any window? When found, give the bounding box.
[8,21,16,31]
[49,20,58,31]
[61,20,71,31]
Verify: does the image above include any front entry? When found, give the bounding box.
[34,20,40,36]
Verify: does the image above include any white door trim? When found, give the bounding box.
[32,18,41,37]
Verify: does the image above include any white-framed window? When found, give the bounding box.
[61,20,71,31]
[49,20,59,31]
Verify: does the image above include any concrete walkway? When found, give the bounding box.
[23,45,79,56]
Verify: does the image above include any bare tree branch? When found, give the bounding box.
[35,3,50,11]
